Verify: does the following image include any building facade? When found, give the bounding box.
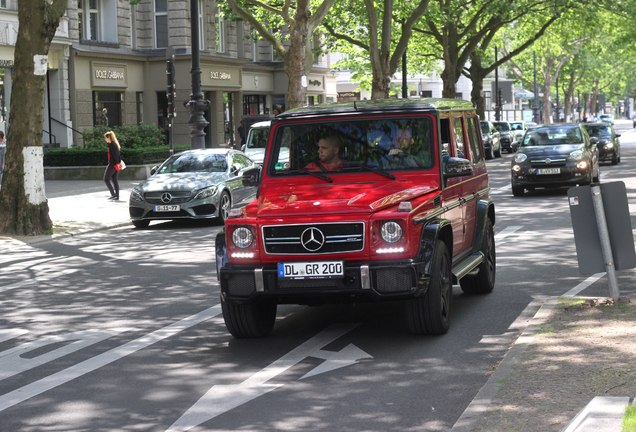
[1,1,334,148]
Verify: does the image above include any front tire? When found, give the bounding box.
[460,219,496,294]
[221,294,277,338]
[406,242,452,335]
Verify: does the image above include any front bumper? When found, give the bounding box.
[129,196,220,221]
[219,260,429,304]
[511,163,592,188]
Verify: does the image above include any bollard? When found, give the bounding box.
[590,185,620,300]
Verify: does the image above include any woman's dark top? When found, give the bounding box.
[107,142,121,166]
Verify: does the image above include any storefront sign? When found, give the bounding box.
[91,63,128,88]
[202,65,240,88]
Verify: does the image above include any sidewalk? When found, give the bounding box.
[9,180,636,431]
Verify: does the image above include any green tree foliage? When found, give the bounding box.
[323,0,430,99]
[224,0,337,109]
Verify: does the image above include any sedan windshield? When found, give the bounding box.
[158,153,228,173]
[522,126,583,146]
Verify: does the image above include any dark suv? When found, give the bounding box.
[492,121,517,153]
[216,99,496,338]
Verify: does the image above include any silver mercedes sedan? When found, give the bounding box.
[128,148,258,228]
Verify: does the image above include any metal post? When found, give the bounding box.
[494,47,500,121]
[401,20,408,99]
[591,185,620,300]
[555,75,560,123]
[532,52,539,123]
[188,0,209,149]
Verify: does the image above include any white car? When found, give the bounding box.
[242,121,271,165]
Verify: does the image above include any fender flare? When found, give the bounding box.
[471,199,496,252]
[417,219,453,276]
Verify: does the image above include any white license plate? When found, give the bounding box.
[537,168,560,175]
[277,261,344,279]
[154,204,180,212]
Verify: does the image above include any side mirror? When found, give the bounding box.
[590,137,599,145]
[150,165,158,176]
[231,164,241,176]
[241,144,246,151]
[444,157,473,178]
[242,166,261,187]
[616,133,621,138]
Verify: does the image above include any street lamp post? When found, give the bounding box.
[555,75,560,123]
[188,0,208,149]
[494,46,500,121]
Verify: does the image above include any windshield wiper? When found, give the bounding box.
[343,163,396,179]
[287,168,333,183]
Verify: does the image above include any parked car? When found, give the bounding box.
[526,121,539,129]
[128,148,258,228]
[216,98,496,338]
[582,122,621,165]
[599,114,614,124]
[510,123,600,197]
[492,121,517,153]
[241,120,271,165]
[480,120,501,159]
[509,121,528,147]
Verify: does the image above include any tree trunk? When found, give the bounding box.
[0,1,67,235]
[285,1,309,109]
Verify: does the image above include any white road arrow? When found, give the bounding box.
[166,323,372,432]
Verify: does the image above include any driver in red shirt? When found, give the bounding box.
[304,135,344,171]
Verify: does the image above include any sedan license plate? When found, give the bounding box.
[154,204,180,212]
[278,261,344,279]
[537,168,560,175]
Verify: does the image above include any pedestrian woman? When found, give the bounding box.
[104,130,121,200]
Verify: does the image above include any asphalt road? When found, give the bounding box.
[1,122,635,431]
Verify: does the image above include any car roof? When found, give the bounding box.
[276,98,475,119]
[175,148,233,156]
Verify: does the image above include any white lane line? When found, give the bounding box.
[561,273,605,297]
[0,305,222,412]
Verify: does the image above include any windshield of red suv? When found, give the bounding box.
[268,116,435,174]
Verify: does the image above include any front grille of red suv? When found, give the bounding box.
[262,222,364,254]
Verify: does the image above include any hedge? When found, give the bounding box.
[43,144,191,167]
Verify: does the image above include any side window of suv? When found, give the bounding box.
[453,118,466,159]
[467,116,484,164]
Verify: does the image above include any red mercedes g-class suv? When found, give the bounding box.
[216,98,496,338]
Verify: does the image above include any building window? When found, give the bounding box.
[216,5,225,53]
[157,91,168,129]
[420,90,433,97]
[78,0,99,41]
[136,92,144,125]
[0,1,6,9]
[198,0,205,50]
[243,95,266,116]
[93,91,123,127]
[154,0,168,48]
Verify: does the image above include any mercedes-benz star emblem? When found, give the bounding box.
[544,158,552,165]
[300,227,325,252]
[161,192,173,203]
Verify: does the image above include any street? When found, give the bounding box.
[1,122,636,431]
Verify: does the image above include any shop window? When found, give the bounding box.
[154,0,168,48]
[93,91,123,127]
[157,91,168,129]
[243,95,266,116]
[136,92,144,125]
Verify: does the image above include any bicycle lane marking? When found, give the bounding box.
[0,305,221,412]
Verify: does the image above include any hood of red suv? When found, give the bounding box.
[255,179,437,217]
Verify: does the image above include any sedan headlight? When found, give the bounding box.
[232,227,254,249]
[380,221,403,243]
[604,142,614,149]
[193,185,218,200]
[513,153,527,163]
[569,150,583,160]
[130,187,144,202]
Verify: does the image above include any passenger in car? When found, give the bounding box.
[304,135,344,171]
